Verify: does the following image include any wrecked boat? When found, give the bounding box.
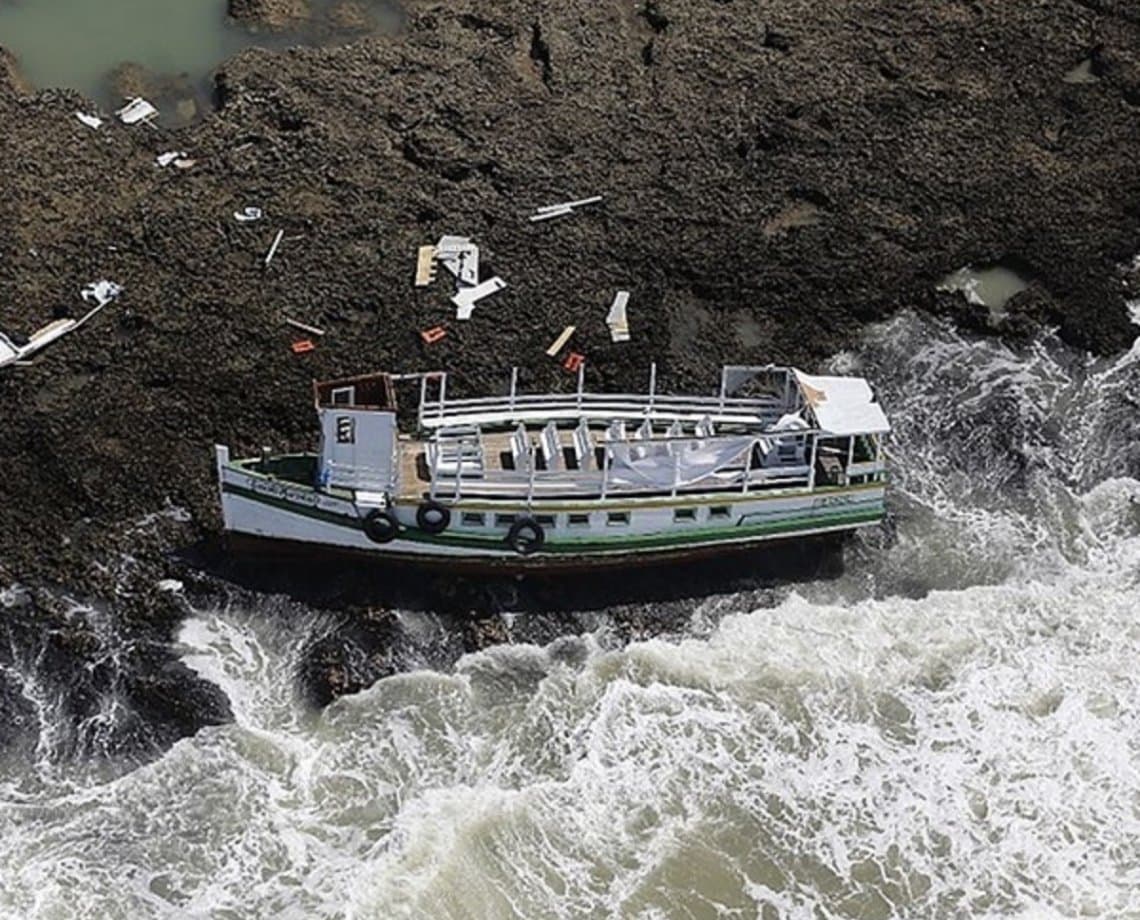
[214,365,890,570]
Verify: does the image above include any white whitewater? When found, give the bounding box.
[1,311,1138,919]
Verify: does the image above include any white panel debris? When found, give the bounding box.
[81,280,124,308]
[435,236,480,287]
[528,195,603,223]
[75,112,104,130]
[233,207,263,223]
[116,97,158,125]
[156,151,187,168]
[606,290,631,342]
[2,282,121,370]
[452,277,506,320]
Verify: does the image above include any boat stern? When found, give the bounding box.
[214,444,235,531]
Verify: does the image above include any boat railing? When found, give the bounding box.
[416,363,793,431]
[427,433,823,503]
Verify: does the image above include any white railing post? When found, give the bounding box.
[648,363,657,414]
[577,362,585,413]
[601,446,611,499]
[807,432,818,491]
[672,448,681,498]
[742,439,753,494]
[510,367,518,413]
[719,368,728,412]
[526,443,536,505]
[429,439,441,500]
[418,375,428,429]
[437,373,447,423]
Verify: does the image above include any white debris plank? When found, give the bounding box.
[285,318,326,337]
[529,207,575,223]
[607,290,631,342]
[536,196,604,214]
[265,229,285,267]
[452,277,506,321]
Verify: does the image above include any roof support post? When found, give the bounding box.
[437,373,447,424]
[742,440,753,494]
[526,444,536,506]
[601,446,611,499]
[807,432,819,491]
[429,437,441,500]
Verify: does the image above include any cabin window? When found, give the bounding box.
[331,386,355,406]
[568,513,591,528]
[536,514,557,527]
[461,512,485,527]
[494,513,517,527]
[673,508,697,523]
[709,506,731,520]
[607,511,630,527]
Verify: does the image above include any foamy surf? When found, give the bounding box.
[0,311,1138,918]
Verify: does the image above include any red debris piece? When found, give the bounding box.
[420,325,448,345]
[291,339,316,354]
[563,351,585,372]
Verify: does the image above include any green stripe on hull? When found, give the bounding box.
[223,482,884,555]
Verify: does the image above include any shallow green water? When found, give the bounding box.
[0,0,398,111]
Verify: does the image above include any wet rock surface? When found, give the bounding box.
[1,0,1139,755]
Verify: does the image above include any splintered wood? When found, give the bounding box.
[415,246,437,286]
[546,325,576,357]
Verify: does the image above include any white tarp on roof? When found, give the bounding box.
[607,436,753,489]
[793,369,890,436]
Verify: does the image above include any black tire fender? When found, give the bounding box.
[416,500,451,534]
[362,508,400,544]
[506,516,545,555]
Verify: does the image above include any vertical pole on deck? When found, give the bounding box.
[719,367,728,412]
[742,440,753,494]
[510,367,518,413]
[438,373,447,423]
[527,443,536,506]
[429,438,440,500]
[847,435,856,485]
[648,362,657,414]
[807,432,818,491]
[671,447,681,498]
[418,375,427,429]
[601,445,611,499]
[576,362,585,412]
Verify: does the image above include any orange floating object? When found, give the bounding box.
[420,325,448,344]
[291,339,316,354]
[563,351,585,372]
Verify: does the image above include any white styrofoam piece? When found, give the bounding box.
[452,277,507,320]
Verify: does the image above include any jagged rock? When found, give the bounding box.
[228,0,312,32]
[0,46,32,95]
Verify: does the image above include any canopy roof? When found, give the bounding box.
[792,369,890,436]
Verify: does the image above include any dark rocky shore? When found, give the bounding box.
[1,0,1138,758]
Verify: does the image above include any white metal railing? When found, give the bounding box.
[424,434,829,503]
[417,364,794,431]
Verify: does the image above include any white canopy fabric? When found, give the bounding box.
[608,436,754,488]
[792,369,890,436]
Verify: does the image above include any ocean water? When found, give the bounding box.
[0,0,399,108]
[1,310,1139,918]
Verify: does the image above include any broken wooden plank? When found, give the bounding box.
[265,229,285,267]
[415,245,438,286]
[546,325,576,357]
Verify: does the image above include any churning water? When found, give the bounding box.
[2,310,1140,918]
